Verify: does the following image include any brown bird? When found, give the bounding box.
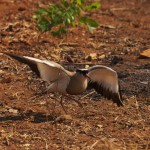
[3,52,123,111]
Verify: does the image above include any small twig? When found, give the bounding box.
[61,62,105,66]
[145,140,149,150]
[28,95,41,101]
[134,96,145,129]
[147,81,150,97]
[4,137,9,146]
[123,141,127,150]
[59,42,80,47]
[90,140,99,149]
[80,91,95,100]
[110,8,130,11]
[43,139,49,150]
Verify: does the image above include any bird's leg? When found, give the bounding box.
[37,82,56,95]
[37,87,48,96]
[64,95,83,108]
[59,96,67,114]
[37,89,47,95]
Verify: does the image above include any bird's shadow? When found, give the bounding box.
[0,111,56,123]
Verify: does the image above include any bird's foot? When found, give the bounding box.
[64,95,83,108]
[37,89,48,96]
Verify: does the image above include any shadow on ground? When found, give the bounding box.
[0,111,56,123]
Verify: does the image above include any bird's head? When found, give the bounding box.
[76,69,89,78]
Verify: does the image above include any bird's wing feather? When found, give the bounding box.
[36,60,70,82]
[4,52,71,82]
[87,65,123,106]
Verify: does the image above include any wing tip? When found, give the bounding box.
[116,100,124,107]
[113,91,124,107]
[117,85,124,106]
[3,52,40,77]
[3,52,13,56]
[3,52,22,59]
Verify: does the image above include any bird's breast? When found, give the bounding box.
[66,76,88,95]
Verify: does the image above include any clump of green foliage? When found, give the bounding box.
[33,0,100,37]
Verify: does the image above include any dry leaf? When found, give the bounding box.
[140,49,150,58]
[23,144,30,147]
[0,77,11,83]
[86,53,97,61]
[100,24,116,29]
[85,65,90,69]
[51,54,60,61]
[34,53,40,58]
[65,55,74,63]
[97,124,103,128]
[0,70,6,74]
[55,115,73,123]
[8,108,18,114]
[99,54,105,59]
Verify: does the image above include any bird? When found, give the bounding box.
[3,52,123,111]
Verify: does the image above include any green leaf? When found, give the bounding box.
[61,0,69,8]
[77,0,82,6]
[33,0,101,38]
[37,8,48,15]
[33,8,48,19]
[53,13,63,25]
[51,30,60,37]
[79,17,99,27]
[51,26,67,37]
[87,25,95,33]
[86,2,101,11]
[67,18,71,24]
[86,19,99,27]
[32,15,37,19]
[37,17,52,32]
[71,21,76,26]
[79,17,87,24]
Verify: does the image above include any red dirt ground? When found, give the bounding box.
[0,0,150,149]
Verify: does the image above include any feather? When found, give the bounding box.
[3,52,72,83]
[3,52,40,76]
[87,65,123,106]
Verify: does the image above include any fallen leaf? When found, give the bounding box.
[85,53,97,61]
[85,65,90,69]
[8,108,18,114]
[140,49,150,58]
[54,115,73,123]
[34,53,40,58]
[23,144,30,147]
[100,24,116,29]
[0,70,6,74]
[65,55,74,63]
[51,54,60,61]
[140,81,149,85]
[97,124,103,128]
[87,42,97,48]
[0,77,11,83]
[98,54,105,59]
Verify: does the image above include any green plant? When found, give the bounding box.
[33,0,100,37]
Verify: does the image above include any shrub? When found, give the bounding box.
[33,0,100,37]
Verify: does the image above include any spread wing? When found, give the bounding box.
[4,52,71,82]
[87,65,123,106]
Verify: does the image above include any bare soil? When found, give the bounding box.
[0,0,150,149]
